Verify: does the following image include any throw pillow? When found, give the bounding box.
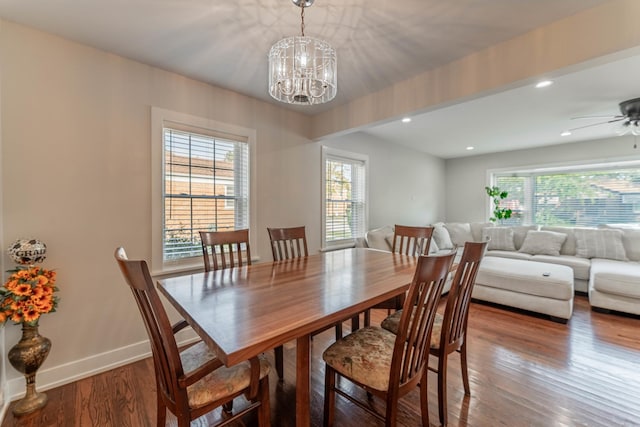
[519,230,567,256]
[432,223,454,249]
[428,239,440,254]
[574,228,628,261]
[482,227,516,251]
[444,223,473,246]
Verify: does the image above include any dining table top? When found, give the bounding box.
[157,247,419,367]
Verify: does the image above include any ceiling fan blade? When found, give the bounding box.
[568,117,627,132]
[571,115,623,120]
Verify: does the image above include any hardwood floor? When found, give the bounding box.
[3,295,640,426]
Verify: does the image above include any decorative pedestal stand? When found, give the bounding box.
[8,323,51,416]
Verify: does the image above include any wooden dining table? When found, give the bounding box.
[157,247,419,427]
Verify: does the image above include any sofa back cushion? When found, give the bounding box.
[599,225,640,262]
[482,227,516,251]
[470,222,493,242]
[574,228,628,261]
[365,225,394,252]
[444,222,474,246]
[518,230,567,256]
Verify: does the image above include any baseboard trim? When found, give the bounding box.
[5,333,200,401]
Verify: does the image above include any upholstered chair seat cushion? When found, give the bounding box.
[381,311,443,349]
[181,341,271,407]
[322,326,399,391]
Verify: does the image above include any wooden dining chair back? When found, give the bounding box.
[322,251,456,427]
[365,225,436,326]
[114,247,271,427]
[267,225,342,380]
[429,240,488,426]
[267,226,309,261]
[199,229,251,272]
[391,224,435,257]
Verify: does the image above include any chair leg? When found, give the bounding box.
[156,397,166,427]
[438,353,449,426]
[323,365,336,427]
[460,341,470,395]
[364,309,371,327]
[274,345,284,380]
[419,370,430,427]
[351,314,360,331]
[222,401,233,414]
[257,376,271,427]
[384,393,399,427]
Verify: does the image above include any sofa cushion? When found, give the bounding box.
[432,223,454,249]
[599,225,640,262]
[590,258,640,298]
[541,226,578,256]
[511,225,539,250]
[444,222,473,246]
[519,230,567,256]
[482,227,516,251]
[575,228,628,261]
[365,226,394,252]
[475,257,574,300]
[485,250,533,261]
[470,222,493,242]
[530,254,591,281]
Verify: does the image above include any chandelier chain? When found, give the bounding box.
[300,4,305,37]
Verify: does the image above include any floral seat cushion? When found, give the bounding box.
[180,341,271,408]
[322,326,398,391]
[381,311,444,350]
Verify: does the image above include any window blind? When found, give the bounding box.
[324,154,366,244]
[495,164,640,227]
[163,128,249,261]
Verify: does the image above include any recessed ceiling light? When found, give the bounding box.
[535,80,553,89]
[401,117,411,123]
[466,146,474,151]
[560,131,571,136]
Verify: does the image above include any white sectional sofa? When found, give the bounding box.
[364,222,640,320]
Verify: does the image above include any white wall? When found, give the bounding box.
[445,136,640,223]
[322,132,446,229]
[0,20,443,401]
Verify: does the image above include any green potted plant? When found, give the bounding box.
[485,186,512,223]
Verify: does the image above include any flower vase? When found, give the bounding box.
[8,323,51,416]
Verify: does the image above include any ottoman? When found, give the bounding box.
[473,257,575,323]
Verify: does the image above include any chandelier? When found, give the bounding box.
[268,0,337,105]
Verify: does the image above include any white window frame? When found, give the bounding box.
[151,107,257,274]
[321,146,369,250]
[487,157,640,227]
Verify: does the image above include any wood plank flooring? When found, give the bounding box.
[3,295,640,426]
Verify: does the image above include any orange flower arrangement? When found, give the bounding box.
[0,266,59,325]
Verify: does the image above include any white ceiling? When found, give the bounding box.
[1,0,639,158]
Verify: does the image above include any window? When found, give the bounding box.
[322,147,368,248]
[152,108,256,272]
[491,161,640,227]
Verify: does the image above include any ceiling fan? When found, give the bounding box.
[567,97,640,136]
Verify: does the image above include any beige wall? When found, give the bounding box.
[0,19,446,400]
[445,136,640,223]
[311,0,640,141]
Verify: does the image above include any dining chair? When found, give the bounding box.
[199,229,251,272]
[199,229,285,381]
[364,224,435,327]
[267,226,309,261]
[381,240,488,425]
[114,247,271,427]
[322,250,456,427]
[266,226,343,376]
